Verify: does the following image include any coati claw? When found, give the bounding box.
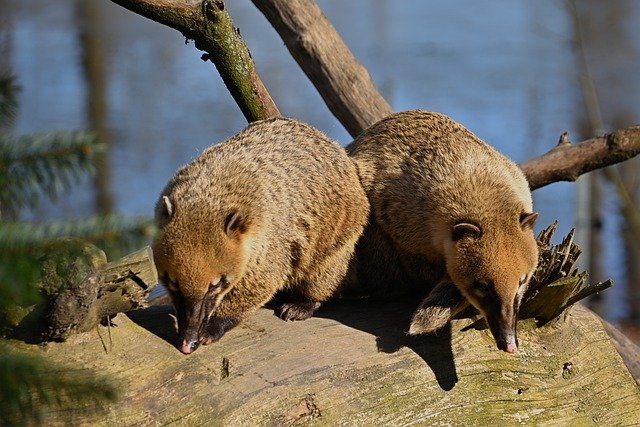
[275,302,321,321]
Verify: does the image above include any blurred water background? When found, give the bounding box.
[1,0,639,324]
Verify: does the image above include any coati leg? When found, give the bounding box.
[277,239,357,322]
[275,301,321,321]
[409,276,470,335]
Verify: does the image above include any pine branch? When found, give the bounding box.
[0,75,19,129]
[0,131,102,216]
[0,343,117,425]
[0,215,153,253]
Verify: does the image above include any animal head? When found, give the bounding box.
[152,195,255,354]
[410,212,538,353]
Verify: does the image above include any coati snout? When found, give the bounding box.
[154,197,249,354]
[409,212,539,353]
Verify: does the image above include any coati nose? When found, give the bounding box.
[504,342,518,354]
[496,336,518,354]
[179,339,200,355]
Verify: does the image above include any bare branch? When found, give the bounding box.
[520,126,640,190]
[110,0,640,194]
[251,0,392,137]
[110,0,280,122]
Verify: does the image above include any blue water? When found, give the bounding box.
[3,0,639,321]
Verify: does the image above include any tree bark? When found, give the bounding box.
[13,303,640,424]
[109,0,280,122]
[251,0,392,137]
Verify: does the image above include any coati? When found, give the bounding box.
[347,110,539,353]
[153,117,369,354]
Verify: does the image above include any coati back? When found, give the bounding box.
[347,110,538,353]
[153,117,369,354]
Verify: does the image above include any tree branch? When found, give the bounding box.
[109,0,280,122]
[110,0,640,193]
[251,0,392,137]
[520,126,640,190]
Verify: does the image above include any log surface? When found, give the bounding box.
[13,301,640,425]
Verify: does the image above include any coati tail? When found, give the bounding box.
[409,279,469,335]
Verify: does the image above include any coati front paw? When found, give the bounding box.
[200,316,238,345]
[275,302,321,321]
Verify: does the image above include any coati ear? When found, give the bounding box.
[408,279,470,335]
[452,222,482,241]
[519,212,539,230]
[224,210,250,238]
[158,196,174,224]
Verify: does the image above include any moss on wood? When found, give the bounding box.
[8,241,157,342]
[6,303,638,425]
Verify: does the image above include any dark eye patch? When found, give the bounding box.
[472,280,494,293]
[470,281,497,304]
[201,276,230,318]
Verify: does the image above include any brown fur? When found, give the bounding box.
[347,110,538,352]
[153,117,369,353]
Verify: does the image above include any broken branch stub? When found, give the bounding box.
[520,222,613,324]
[10,240,158,342]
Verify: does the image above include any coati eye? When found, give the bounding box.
[471,281,493,298]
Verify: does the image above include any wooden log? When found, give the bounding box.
[10,302,640,424]
[10,242,157,342]
[92,246,158,324]
[601,320,640,387]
